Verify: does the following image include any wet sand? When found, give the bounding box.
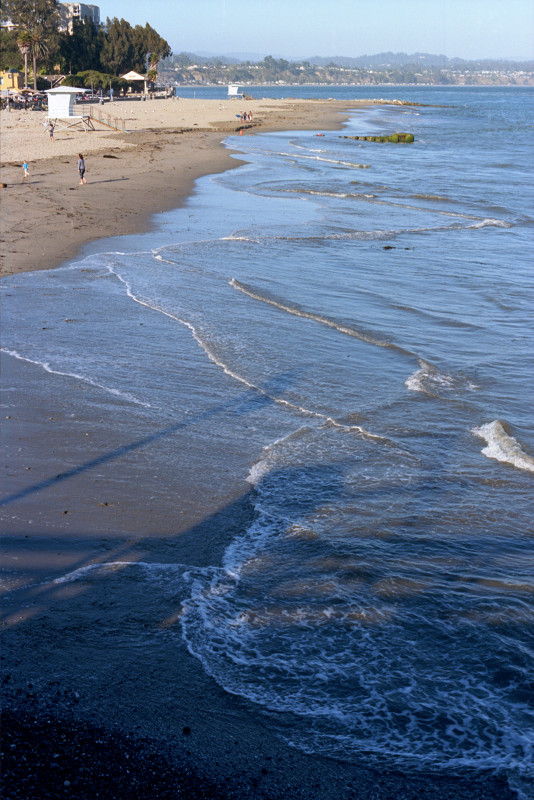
[0,97,517,799]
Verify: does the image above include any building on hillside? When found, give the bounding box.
[0,69,22,90]
[58,3,100,33]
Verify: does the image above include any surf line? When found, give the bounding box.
[230,279,416,361]
[0,348,151,408]
[277,150,371,169]
[336,195,509,224]
[51,560,189,585]
[107,267,387,443]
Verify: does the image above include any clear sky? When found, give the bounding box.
[98,0,534,61]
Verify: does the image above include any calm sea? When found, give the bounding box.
[2,86,533,792]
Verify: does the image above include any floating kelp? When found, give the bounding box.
[343,133,415,144]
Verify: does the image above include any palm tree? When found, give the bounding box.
[17,31,32,88]
[30,31,49,90]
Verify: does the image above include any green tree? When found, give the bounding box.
[29,29,52,87]
[134,22,171,78]
[100,17,135,76]
[0,29,24,71]
[58,18,104,74]
[4,0,59,88]
[17,29,32,86]
[99,17,170,78]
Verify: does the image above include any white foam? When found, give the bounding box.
[468,218,512,229]
[52,561,154,584]
[107,268,383,441]
[0,348,151,408]
[246,427,314,485]
[472,421,534,473]
[405,367,426,393]
[51,560,195,586]
[405,360,453,394]
[278,150,371,169]
[221,235,261,243]
[405,359,476,396]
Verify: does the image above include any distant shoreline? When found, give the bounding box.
[173,82,534,88]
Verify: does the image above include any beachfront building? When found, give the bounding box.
[58,3,100,33]
[0,69,22,90]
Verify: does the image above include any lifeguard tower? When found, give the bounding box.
[227,84,243,98]
[45,86,127,132]
[46,86,93,130]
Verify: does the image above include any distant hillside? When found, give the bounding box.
[171,51,534,71]
[308,52,534,71]
[160,51,534,87]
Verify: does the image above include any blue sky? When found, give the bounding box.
[99,0,534,61]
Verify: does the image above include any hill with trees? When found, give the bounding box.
[159,52,534,87]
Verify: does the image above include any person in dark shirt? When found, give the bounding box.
[78,154,87,185]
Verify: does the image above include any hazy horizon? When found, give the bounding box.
[99,0,534,62]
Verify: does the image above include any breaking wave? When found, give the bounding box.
[472,421,534,473]
[405,360,478,397]
[230,278,413,357]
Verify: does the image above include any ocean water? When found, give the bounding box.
[2,86,534,791]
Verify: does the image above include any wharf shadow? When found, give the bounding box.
[0,371,298,510]
[1,455,348,622]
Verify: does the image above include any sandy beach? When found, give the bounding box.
[0,96,364,277]
[0,95,517,800]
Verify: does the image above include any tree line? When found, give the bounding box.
[0,0,171,89]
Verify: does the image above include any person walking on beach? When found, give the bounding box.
[78,154,87,185]
[22,161,29,179]
[48,122,54,140]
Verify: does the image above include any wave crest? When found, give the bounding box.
[472,421,534,473]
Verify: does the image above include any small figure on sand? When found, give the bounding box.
[22,161,29,179]
[48,122,55,140]
[78,153,87,185]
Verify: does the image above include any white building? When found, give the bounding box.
[58,3,100,33]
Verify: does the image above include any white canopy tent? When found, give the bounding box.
[121,70,148,96]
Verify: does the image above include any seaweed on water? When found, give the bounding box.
[342,133,415,144]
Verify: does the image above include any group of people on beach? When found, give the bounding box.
[22,153,87,185]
